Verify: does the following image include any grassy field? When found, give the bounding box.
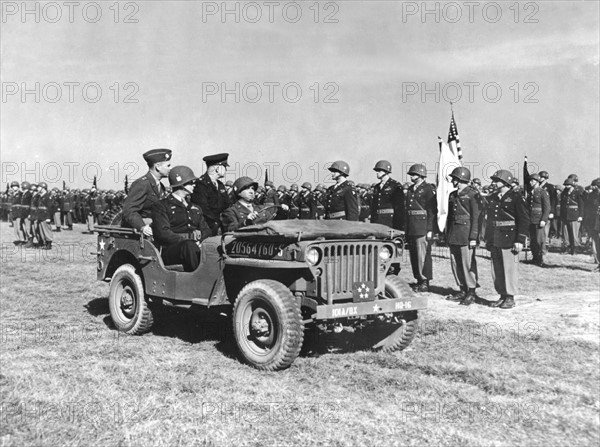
[0,223,599,446]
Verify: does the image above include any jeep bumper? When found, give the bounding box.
[315,296,427,320]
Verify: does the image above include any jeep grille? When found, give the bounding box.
[321,242,379,298]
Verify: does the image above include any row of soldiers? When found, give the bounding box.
[2,182,125,247]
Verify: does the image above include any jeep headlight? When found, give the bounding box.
[379,246,392,261]
[306,247,321,265]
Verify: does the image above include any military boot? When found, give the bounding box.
[416,280,429,293]
[488,296,506,308]
[460,289,478,306]
[24,238,35,248]
[499,295,515,309]
[446,290,466,302]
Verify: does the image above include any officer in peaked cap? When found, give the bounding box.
[152,166,211,272]
[123,148,173,236]
[526,173,551,266]
[445,167,481,305]
[191,153,231,236]
[325,160,359,221]
[405,163,437,292]
[370,160,404,230]
[484,169,530,309]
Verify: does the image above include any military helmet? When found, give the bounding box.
[225,180,233,187]
[563,178,574,186]
[301,182,312,190]
[38,181,48,190]
[490,170,514,186]
[529,173,541,183]
[591,178,600,187]
[277,185,287,192]
[265,180,274,188]
[290,183,299,192]
[233,176,258,195]
[169,165,198,188]
[407,164,427,178]
[539,171,549,179]
[568,174,578,182]
[257,186,265,193]
[315,184,325,192]
[329,160,350,176]
[450,167,471,183]
[31,182,38,188]
[21,181,31,190]
[472,178,482,186]
[373,160,392,173]
[10,181,19,188]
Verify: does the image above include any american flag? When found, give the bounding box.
[448,112,463,164]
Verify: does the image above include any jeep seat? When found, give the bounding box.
[164,264,185,272]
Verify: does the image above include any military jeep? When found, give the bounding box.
[95,220,427,370]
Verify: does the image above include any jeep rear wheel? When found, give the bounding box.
[109,264,154,335]
[361,275,419,352]
[233,280,303,371]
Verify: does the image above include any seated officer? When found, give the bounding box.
[151,166,211,272]
[221,177,281,231]
[123,148,173,237]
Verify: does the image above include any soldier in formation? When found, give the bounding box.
[324,160,359,221]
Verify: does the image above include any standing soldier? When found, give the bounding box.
[21,182,34,247]
[527,174,551,266]
[445,167,481,305]
[485,170,530,309]
[560,177,584,255]
[51,188,62,231]
[567,174,584,245]
[10,181,24,244]
[298,182,317,219]
[313,184,326,219]
[404,164,436,292]
[36,182,54,249]
[288,184,300,219]
[275,185,291,220]
[324,160,359,221]
[538,171,557,244]
[370,160,404,230]
[263,181,279,206]
[123,148,173,237]
[30,183,41,246]
[61,187,74,230]
[583,178,600,267]
[190,153,231,236]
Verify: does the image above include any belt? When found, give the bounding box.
[377,209,394,214]
[328,211,345,219]
[408,210,426,215]
[532,207,542,211]
[301,208,310,212]
[493,221,514,227]
[568,205,579,209]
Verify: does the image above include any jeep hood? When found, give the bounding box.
[229,220,403,241]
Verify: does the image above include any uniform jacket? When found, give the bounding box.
[264,189,280,206]
[325,181,359,221]
[221,201,276,231]
[62,192,73,212]
[313,192,326,219]
[10,190,22,217]
[21,190,32,219]
[190,173,230,225]
[123,172,166,231]
[30,192,40,221]
[527,186,551,225]
[541,182,558,216]
[485,189,530,248]
[36,192,52,221]
[404,181,437,236]
[152,195,211,247]
[288,192,300,219]
[560,186,584,222]
[583,190,600,230]
[446,185,480,245]
[370,178,404,230]
[297,191,317,219]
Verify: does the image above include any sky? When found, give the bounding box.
[1,0,599,190]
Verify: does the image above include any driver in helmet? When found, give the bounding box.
[151,166,212,272]
[221,177,287,231]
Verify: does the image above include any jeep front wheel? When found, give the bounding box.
[108,264,154,335]
[361,275,419,352]
[233,280,303,371]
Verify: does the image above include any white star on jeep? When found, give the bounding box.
[365,287,370,292]
[373,304,380,312]
[99,240,105,250]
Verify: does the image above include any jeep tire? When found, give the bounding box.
[233,280,303,371]
[109,264,154,335]
[362,275,419,353]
